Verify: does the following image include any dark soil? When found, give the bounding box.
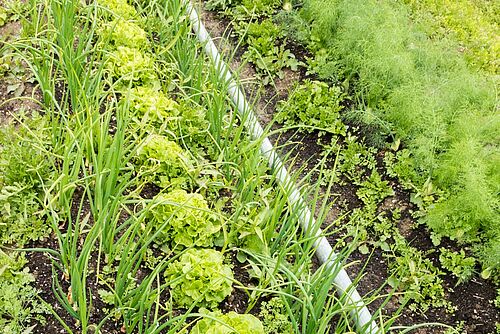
[27,236,125,334]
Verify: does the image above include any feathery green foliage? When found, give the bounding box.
[402,0,499,73]
[0,0,403,332]
[296,0,499,271]
[0,251,49,333]
[0,115,54,245]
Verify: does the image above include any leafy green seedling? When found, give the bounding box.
[439,248,476,285]
[276,80,346,134]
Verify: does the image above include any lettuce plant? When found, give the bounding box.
[135,134,191,188]
[0,8,7,27]
[126,86,179,122]
[164,249,233,308]
[150,189,222,248]
[276,80,346,134]
[174,103,211,153]
[259,298,293,333]
[102,19,148,49]
[191,309,265,334]
[107,46,157,86]
[97,0,137,20]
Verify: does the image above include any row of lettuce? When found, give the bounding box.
[98,1,244,327]
[206,0,499,281]
[0,0,330,332]
[203,0,500,325]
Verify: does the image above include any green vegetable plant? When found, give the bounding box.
[0,251,49,333]
[259,297,293,333]
[0,0,27,28]
[356,170,394,207]
[0,7,7,27]
[107,46,157,86]
[135,134,193,189]
[336,135,377,183]
[439,248,476,285]
[388,250,448,313]
[383,148,424,190]
[125,86,179,123]
[164,248,233,309]
[276,80,346,134]
[237,18,300,85]
[96,0,137,20]
[0,114,54,246]
[402,0,499,73]
[0,43,35,97]
[190,309,265,333]
[235,0,283,17]
[150,189,223,249]
[5,0,405,332]
[295,0,499,273]
[204,0,236,11]
[100,18,148,49]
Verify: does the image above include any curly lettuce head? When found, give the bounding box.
[101,19,148,49]
[150,189,222,248]
[107,46,157,86]
[97,0,137,20]
[191,309,265,334]
[165,249,233,309]
[136,135,191,188]
[127,86,179,122]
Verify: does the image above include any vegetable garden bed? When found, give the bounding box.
[0,0,498,333]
